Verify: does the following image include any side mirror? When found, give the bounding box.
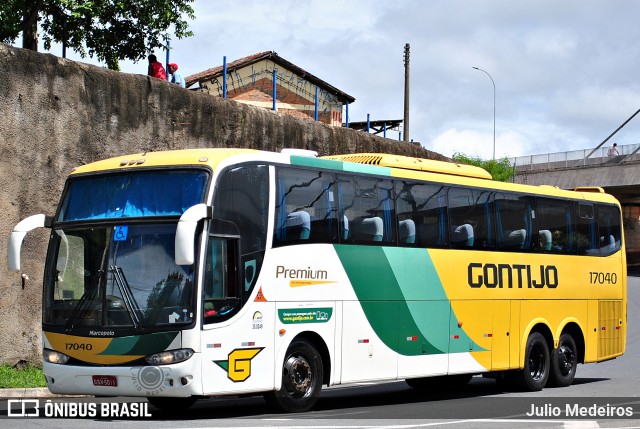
[175,204,212,265]
[8,214,52,272]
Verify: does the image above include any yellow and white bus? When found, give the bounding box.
[8,148,626,412]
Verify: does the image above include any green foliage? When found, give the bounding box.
[452,152,514,182]
[0,0,195,70]
[0,363,47,388]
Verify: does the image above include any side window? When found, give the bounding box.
[214,164,268,253]
[273,168,338,245]
[396,181,448,247]
[203,238,239,323]
[536,198,575,254]
[576,203,598,255]
[211,164,268,312]
[448,188,493,249]
[494,193,534,251]
[54,232,86,300]
[597,204,622,256]
[339,175,395,244]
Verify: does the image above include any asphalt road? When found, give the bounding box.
[2,277,640,428]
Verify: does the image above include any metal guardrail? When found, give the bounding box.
[510,142,640,172]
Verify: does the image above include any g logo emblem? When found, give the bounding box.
[214,347,264,382]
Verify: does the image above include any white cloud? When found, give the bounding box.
[431,128,528,160]
[525,28,578,58]
[25,0,640,159]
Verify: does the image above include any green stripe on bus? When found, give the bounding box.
[341,162,391,175]
[290,156,346,170]
[99,331,179,356]
[334,245,482,355]
[290,155,391,176]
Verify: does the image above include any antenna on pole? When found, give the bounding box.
[403,43,410,143]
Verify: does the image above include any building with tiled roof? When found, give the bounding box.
[185,51,355,127]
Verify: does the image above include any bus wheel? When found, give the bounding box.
[147,396,198,411]
[519,332,550,391]
[548,333,578,387]
[264,339,323,413]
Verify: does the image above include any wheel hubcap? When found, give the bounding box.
[529,346,546,380]
[283,355,312,397]
[557,344,575,376]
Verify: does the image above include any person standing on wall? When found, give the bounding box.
[168,63,186,88]
[148,54,167,80]
[608,142,620,156]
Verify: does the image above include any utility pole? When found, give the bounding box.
[403,43,410,143]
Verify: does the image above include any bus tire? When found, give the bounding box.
[548,333,578,387]
[147,396,198,411]
[519,332,550,391]
[264,339,323,413]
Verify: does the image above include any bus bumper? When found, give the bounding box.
[43,355,203,397]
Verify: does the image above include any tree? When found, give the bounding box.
[452,152,514,182]
[0,0,195,70]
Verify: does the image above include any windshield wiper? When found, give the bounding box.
[110,266,142,329]
[65,270,103,332]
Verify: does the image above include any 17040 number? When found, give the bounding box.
[66,343,93,351]
[589,272,617,285]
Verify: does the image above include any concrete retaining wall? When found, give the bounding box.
[0,43,445,364]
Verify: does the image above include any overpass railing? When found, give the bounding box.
[510,142,640,172]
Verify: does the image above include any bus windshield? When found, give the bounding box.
[44,223,195,331]
[58,170,208,221]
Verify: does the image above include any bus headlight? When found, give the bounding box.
[43,349,69,364]
[145,348,194,365]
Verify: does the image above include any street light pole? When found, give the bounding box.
[472,66,496,160]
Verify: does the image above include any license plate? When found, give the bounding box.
[92,375,117,387]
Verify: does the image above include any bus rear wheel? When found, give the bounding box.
[548,333,578,387]
[264,339,323,413]
[518,332,550,391]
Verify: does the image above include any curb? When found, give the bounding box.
[0,388,84,399]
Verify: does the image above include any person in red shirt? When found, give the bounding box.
[148,54,167,80]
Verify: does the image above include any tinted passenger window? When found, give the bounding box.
[597,205,622,256]
[396,181,448,247]
[274,168,338,245]
[494,193,534,251]
[448,188,493,249]
[536,198,574,254]
[576,203,598,255]
[338,175,395,244]
[213,164,268,300]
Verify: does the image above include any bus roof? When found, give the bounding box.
[68,148,620,205]
[69,148,259,174]
[318,153,619,204]
[322,153,493,180]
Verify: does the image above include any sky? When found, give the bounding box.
[29,0,640,160]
